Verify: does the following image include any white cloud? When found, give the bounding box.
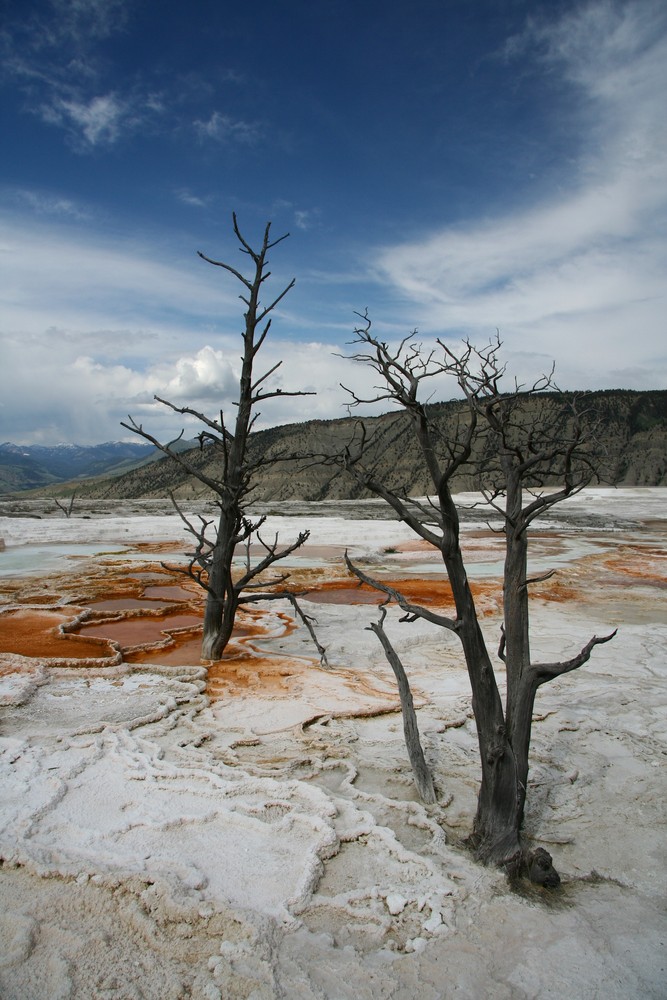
[0,206,358,444]
[38,89,169,149]
[43,93,127,146]
[0,208,243,336]
[175,188,209,208]
[193,111,263,145]
[374,0,667,389]
[13,188,92,220]
[294,209,321,231]
[0,325,359,446]
[158,346,239,402]
[269,201,323,233]
[43,0,130,47]
[2,2,165,151]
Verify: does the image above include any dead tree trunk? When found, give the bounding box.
[370,607,436,804]
[123,215,323,665]
[336,317,615,876]
[438,489,522,866]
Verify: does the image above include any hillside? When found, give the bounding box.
[0,442,155,494]
[68,389,667,502]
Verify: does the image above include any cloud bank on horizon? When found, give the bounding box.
[1,0,665,445]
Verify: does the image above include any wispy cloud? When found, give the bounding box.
[1,1,166,150]
[35,0,130,48]
[40,92,128,147]
[294,208,321,231]
[374,0,667,388]
[12,187,92,220]
[194,111,263,145]
[0,209,242,340]
[1,0,129,82]
[270,200,323,233]
[175,188,210,209]
[2,3,262,155]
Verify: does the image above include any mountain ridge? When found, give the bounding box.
[38,387,667,502]
[0,441,155,494]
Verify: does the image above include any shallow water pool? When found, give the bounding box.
[0,543,128,577]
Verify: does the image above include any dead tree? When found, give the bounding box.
[123,216,325,663]
[54,491,77,518]
[369,602,437,804]
[338,314,614,876]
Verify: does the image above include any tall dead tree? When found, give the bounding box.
[123,216,324,663]
[339,314,614,876]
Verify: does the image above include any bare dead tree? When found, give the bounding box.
[337,313,614,877]
[122,215,326,664]
[54,491,77,518]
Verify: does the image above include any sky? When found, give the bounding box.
[1,0,666,446]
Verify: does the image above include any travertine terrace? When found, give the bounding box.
[1,491,665,999]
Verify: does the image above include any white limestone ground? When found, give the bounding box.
[0,490,665,999]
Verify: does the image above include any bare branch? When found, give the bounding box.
[279,592,328,667]
[235,530,311,592]
[532,630,617,684]
[237,589,328,667]
[121,415,229,498]
[249,357,316,401]
[334,312,616,869]
[345,552,459,632]
[153,396,232,442]
[196,251,252,290]
[520,568,557,591]
[257,277,296,324]
[123,215,313,663]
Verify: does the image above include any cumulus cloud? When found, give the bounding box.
[0,206,355,444]
[158,346,239,402]
[374,0,667,388]
[0,325,357,446]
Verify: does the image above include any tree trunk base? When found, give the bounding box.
[469,827,523,876]
[201,631,224,661]
[467,832,562,887]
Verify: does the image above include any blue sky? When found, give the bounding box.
[1,0,666,445]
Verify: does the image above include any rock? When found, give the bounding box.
[527,848,561,888]
[385,893,408,915]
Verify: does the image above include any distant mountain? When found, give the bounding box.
[0,441,155,494]
[64,388,667,502]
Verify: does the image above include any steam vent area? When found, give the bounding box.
[0,492,666,1000]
